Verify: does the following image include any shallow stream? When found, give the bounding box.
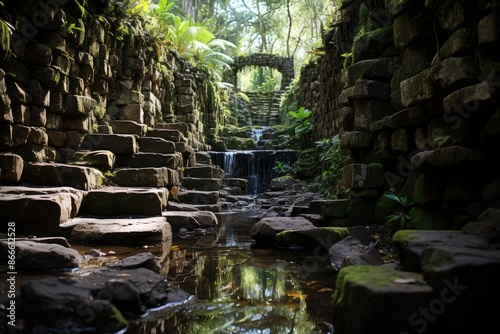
[3,209,337,334]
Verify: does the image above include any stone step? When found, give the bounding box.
[21,162,103,190]
[110,120,147,136]
[80,134,138,155]
[60,217,171,244]
[114,167,180,188]
[147,129,187,143]
[155,122,195,138]
[180,177,222,191]
[183,165,224,179]
[0,189,82,235]
[177,190,220,205]
[138,137,176,154]
[116,152,183,169]
[162,211,218,232]
[79,187,168,217]
[67,150,116,171]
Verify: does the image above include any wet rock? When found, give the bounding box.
[163,211,218,232]
[329,236,384,271]
[107,252,160,272]
[18,268,192,332]
[62,217,171,244]
[251,216,316,246]
[276,227,349,250]
[116,152,182,169]
[0,240,83,270]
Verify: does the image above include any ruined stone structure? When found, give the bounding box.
[230,53,295,91]
[294,0,500,230]
[229,53,295,126]
[0,0,229,166]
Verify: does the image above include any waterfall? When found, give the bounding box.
[251,126,271,142]
[210,150,296,196]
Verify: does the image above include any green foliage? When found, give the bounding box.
[273,161,292,176]
[0,2,13,59]
[315,135,347,198]
[288,106,312,136]
[383,192,414,228]
[341,52,353,69]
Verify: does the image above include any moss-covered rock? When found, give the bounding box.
[332,265,433,334]
[225,137,256,150]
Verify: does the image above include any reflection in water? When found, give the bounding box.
[126,212,336,334]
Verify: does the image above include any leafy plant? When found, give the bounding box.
[383,192,414,228]
[341,52,353,69]
[288,106,312,136]
[315,135,347,198]
[272,161,292,176]
[0,1,14,60]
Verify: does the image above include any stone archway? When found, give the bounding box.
[230,53,295,91]
[228,53,295,126]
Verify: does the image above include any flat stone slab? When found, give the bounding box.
[116,152,182,169]
[0,186,85,216]
[0,240,83,270]
[276,227,349,250]
[138,137,176,154]
[22,162,103,190]
[79,187,167,217]
[162,211,218,232]
[0,193,76,235]
[180,177,222,191]
[114,167,171,187]
[183,165,224,179]
[62,217,172,244]
[251,216,317,245]
[147,129,186,142]
[110,120,147,136]
[80,134,138,155]
[177,190,219,205]
[392,230,492,272]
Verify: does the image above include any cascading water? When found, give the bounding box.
[210,150,296,196]
[251,126,271,142]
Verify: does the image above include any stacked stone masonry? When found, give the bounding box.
[295,0,500,228]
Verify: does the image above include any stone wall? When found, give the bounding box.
[230,53,295,91]
[296,0,500,228]
[0,0,223,164]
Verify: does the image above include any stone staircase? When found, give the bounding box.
[245,91,284,127]
[0,120,233,243]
